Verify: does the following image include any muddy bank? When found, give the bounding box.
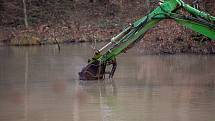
[0,24,120,46]
[1,20,214,54]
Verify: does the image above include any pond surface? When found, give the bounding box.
[0,43,215,121]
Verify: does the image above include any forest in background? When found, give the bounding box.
[0,0,214,54]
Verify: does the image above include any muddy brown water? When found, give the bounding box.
[0,43,215,121]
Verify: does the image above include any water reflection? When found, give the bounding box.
[0,44,215,121]
[75,80,117,121]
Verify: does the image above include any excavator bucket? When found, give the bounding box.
[79,61,106,80]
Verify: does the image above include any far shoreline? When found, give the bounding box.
[1,40,215,55]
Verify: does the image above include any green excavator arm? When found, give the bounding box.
[79,0,215,80]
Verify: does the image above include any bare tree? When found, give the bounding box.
[119,0,123,10]
[23,0,28,27]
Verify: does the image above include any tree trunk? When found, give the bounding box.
[23,0,28,27]
[0,0,3,11]
[146,0,150,13]
[119,0,123,10]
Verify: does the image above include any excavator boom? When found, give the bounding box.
[79,0,215,80]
